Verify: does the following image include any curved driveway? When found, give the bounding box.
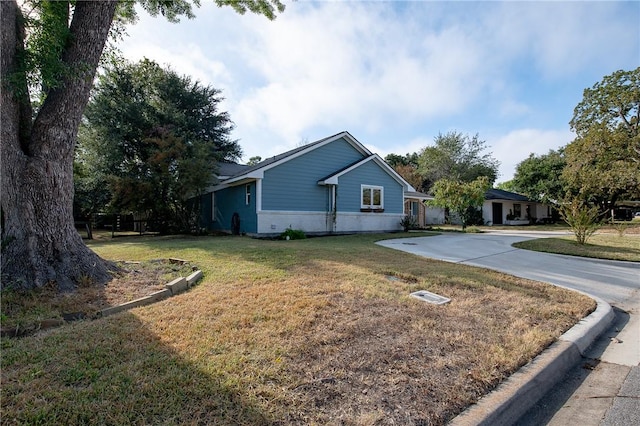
[377,231,640,425]
[377,231,639,312]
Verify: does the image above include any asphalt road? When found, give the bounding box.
[376,231,639,425]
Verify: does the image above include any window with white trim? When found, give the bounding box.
[361,185,384,210]
[245,184,251,205]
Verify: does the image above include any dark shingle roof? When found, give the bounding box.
[217,162,251,177]
[485,188,531,202]
[223,131,363,181]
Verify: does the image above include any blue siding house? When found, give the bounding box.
[199,131,413,236]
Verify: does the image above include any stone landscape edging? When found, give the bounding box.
[97,270,203,318]
[0,269,204,338]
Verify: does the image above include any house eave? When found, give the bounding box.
[317,154,414,191]
[207,175,261,193]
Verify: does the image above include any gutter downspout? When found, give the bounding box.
[327,184,337,233]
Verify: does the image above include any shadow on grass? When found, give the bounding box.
[11,231,598,425]
[1,310,274,425]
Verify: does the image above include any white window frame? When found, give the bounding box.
[361,185,384,210]
[245,184,251,205]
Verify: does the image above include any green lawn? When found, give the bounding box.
[1,233,595,425]
[514,233,640,262]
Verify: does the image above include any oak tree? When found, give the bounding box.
[510,149,566,204]
[570,67,640,160]
[1,0,284,290]
[418,131,499,193]
[564,68,640,211]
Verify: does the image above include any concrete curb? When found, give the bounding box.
[449,296,615,425]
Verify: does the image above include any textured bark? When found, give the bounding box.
[1,1,118,290]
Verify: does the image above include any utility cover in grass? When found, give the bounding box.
[410,290,451,305]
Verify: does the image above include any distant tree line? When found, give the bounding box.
[388,67,640,225]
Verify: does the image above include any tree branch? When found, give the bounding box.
[617,104,632,132]
[30,0,118,161]
[1,0,33,156]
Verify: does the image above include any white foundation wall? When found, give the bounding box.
[257,211,403,235]
[333,212,404,233]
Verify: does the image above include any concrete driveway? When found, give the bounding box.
[376,231,639,425]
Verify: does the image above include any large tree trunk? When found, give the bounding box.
[1,1,118,291]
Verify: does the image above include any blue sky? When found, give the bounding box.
[117,0,640,183]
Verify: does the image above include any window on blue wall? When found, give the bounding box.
[245,184,251,205]
[361,185,383,209]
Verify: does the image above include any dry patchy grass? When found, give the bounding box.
[1,259,194,335]
[1,233,595,425]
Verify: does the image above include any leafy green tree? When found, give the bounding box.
[559,199,601,245]
[495,180,517,193]
[563,124,640,210]
[570,67,639,161]
[561,68,640,219]
[510,149,566,204]
[565,68,640,210]
[385,152,425,191]
[247,156,262,166]
[73,138,111,220]
[418,131,500,192]
[428,177,490,230]
[1,0,284,291]
[79,59,239,234]
[564,67,640,215]
[384,152,419,168]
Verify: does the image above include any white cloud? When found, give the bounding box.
[492,129,573,183]
[121,42,230,84]
[115,1,639,169]
[366,136,431,162]
[232,2,490,144]
[486,1,636,78]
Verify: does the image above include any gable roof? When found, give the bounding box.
[209,131,415,192]
[317,154,414,191]
[217,162,250,178]
[485,188,531,202]
[219,131,373,185]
